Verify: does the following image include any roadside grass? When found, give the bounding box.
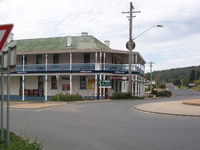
[0,129,43,150]
[191,86,200,92]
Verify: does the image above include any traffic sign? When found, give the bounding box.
[99,80,111,88]
[126,40,135,50]
[0,24,13,52]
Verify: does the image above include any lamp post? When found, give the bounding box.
[133,25,163,40]
[131,25,163,95]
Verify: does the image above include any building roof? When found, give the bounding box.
[14,34,145,64]
[16,35,110,54]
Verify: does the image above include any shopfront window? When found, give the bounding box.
[80,76,87,89]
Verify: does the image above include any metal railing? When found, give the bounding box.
[15,63,144,75]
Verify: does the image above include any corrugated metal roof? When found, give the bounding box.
[16,35,110,52]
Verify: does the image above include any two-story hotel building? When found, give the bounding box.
[6,32,145,101]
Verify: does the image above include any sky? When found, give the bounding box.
[0,0,200,72]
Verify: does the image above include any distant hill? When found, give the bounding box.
[145,66,200,85]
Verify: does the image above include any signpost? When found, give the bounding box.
[99,80,111,88]
[0,24,14,147]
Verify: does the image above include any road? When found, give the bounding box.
[9,85,200,150]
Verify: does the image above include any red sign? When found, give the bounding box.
[0,24,14,51]
[110,76,128,80]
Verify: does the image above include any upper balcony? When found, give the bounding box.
[15,63,145,75]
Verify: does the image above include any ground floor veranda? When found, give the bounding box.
[1,73,145,101]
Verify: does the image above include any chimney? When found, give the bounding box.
[67,36,72,47]
[104,40,110,47]
[81,32,88,36]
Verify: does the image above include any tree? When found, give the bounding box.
[174,79,181,86]
[156,74,161,87]
[189,69,196,83]
[145,73,150,81]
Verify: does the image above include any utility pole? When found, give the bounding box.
[148,62,155,92]
[122,2,140,94]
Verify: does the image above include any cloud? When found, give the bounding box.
[0,0,200,71]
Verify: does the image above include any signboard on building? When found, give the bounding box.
[99,80,111,88]
[110,76,128,80]
[87,79,95,90]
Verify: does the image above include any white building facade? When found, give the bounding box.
[5,33,146,101]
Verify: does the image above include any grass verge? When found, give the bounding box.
[0,129,43,150]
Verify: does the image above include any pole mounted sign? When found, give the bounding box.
[0,24,13,51]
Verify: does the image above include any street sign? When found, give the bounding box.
[0,24,13,52]
[99,80,111,88]
[126,40,135,50]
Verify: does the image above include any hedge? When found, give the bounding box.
[110,92,144,99]
[50,93,83,101]
[152,90,172,97]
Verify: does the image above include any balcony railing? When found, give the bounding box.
[14,63,144,75]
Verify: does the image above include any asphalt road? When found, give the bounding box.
[9,86,200,150]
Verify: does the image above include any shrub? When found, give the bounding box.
[50,93,83,101]
[151,89,158,95]
[156,90,172,97]
[0,129,43,150]
[110,92,144,99]
[159,84,166,89]
[151,89,172,97]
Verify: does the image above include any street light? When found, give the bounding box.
[130,24,163,95]
[133,25,163,40]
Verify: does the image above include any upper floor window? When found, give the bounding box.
[53,54,59,64]
[84,53,90,63]
[36,55,42,64]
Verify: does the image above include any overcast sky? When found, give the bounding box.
[0,0,200,72]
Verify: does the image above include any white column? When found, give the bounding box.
[95,74,97,99]
[45,53,48,71]
[22,75,25,101]
[100,52,102,70]
[22,54,25,101]
[135,75,137,96]
[45,53,48,101]
[45,75,48,101]
[131,75,134,95]
[104,52,106,70]
[70,51,72,70]
[99,74,102,99]
[22,55,25,72]
[103,74,105,98]
[70,74,72,94]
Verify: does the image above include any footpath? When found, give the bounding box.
[10,100,111,109]
[134,99,200,117]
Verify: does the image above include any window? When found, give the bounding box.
[53,54,59,64]
[80,76,87,89]
[36,55,42,64]
[51,76,57,89]
[84,53,90,63]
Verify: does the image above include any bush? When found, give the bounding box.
[0,129,43,150]
[110,92,144,99]
[151,89,158,95]
[156,90,172,97]
[159,84,166,89]
[50,93,83,101]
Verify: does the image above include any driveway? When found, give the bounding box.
[9,86,200,150]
